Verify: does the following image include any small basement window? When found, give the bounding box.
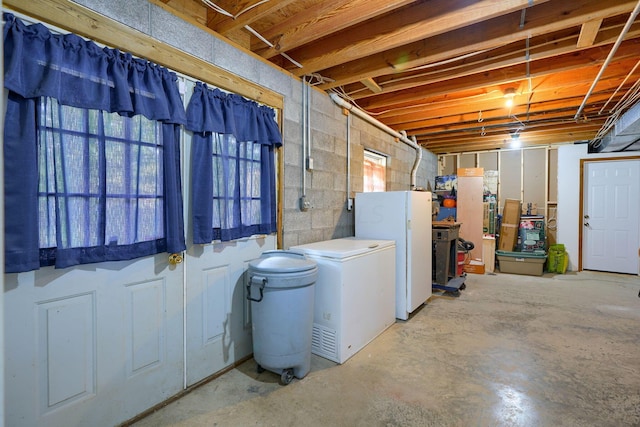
[363,150,387,192]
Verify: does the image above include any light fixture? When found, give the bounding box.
[504,87,516,108]
[510,132,521,148]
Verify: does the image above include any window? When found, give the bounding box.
[210,133,265,237]
[363,150,387,192]
[37,97,167,266]
[3,13,187,272]
[186,84,281,244]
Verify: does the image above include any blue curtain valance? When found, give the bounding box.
[3,12,186,125]
[185,82,282,146]
[3,13,186,272]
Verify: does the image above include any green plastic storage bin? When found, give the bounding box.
[496,250,547,276]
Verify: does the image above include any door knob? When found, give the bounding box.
[584,222,590,227]
[169,253,183,265]
[584,214,590,219]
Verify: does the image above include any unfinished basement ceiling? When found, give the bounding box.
[157,0,640,154]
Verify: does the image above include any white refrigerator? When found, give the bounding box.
[355,191,432,320]
[290,237,396,364]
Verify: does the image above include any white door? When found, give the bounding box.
[184,235,275,386]
[178,79,276,385]
[4,256,185,427]
[583,160,640,274]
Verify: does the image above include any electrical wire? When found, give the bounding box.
[201,0,303,68]
[591,79,640,148]
[202,0,270,19]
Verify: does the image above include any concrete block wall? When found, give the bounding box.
[72,0,437,248]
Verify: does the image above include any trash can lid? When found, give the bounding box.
[249,250,317,274]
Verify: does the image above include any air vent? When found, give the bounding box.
[312,324,337,359]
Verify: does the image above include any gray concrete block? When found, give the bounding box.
[282,210,311,233]
[311,209,334,229]
[211,38,258,82]
[149,6,214,63]
[310,130,334,153]
[72,0,150,34]
[283,141,302,167]
[308,170,334,191]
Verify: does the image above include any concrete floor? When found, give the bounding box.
[131,271,640,427]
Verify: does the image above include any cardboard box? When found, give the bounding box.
[498,223,519,251]
[463,259,485,274]
[502,199,522,225]
[457,167,484,177]
[497,250,547,276]
[498,199,521,251]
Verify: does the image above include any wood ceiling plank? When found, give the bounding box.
[381,89,623,130]
[423,135,598,156]
[346,23,640,100]
[287,0,549,76]
[360,78,383,94]
[393,102,612,135]
[421,122,604,142]
[406,110,606,136]
[254,0,415,59]
[356,52,640,113]
[422,129,598,153]
[208,0,299,35]
[577,19,604,47]
[316,0,639,89]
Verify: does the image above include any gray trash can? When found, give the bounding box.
[247,250,318,385]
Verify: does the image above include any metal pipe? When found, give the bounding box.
[329,92,422,189]
[301,78,307,198]
[599,58,640,115]
[346,113,352,210]
[307,81,312,170]
[574,0,640,120]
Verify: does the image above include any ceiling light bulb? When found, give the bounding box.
[504,87,516,108]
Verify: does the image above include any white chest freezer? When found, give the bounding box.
[290,237,396,364]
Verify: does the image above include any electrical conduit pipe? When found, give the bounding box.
[329,92,422,189]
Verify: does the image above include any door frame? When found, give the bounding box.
[578,156,640,271]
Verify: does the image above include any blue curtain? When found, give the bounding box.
[3,13,187,272]
[186,83,281,243]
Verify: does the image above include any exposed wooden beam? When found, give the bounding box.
[422,130,597,154]
[316,0,639,89]
[360,78,383,94]
[346,23,640,101]
[357,54,640,113]
[577,18,603,47]
[406,110,606,136]
[377,91,611,131]
[288,0,549,76]
[254,0,415,59]
[208,0,299,35]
